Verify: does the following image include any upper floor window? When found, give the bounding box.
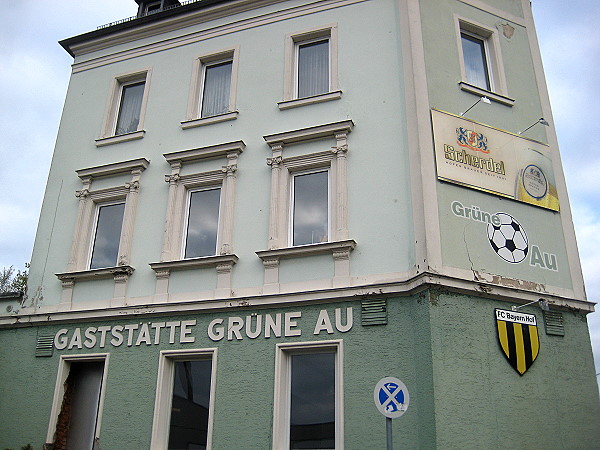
[280,26,340,109]
[292,170,329,246]
[456,18,512,103]
[201,60,233,118]
[115,81,145,135]
[90,201,126,269]
[97,70,151,146]
[184,187,222,259]
[297,38,330,98]
[460,31,491,91]
[182,48,239,129]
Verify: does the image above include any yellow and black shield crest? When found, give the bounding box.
[495,309,539,375]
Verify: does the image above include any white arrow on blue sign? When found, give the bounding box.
[374,377,410,419]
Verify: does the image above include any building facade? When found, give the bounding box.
[1,0,599,448]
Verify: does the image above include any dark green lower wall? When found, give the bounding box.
[0,290,598,449]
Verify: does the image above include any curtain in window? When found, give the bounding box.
[201,61,232,118]
[115,82,145,135]
[297,40,329,98]
[461,34,490,90]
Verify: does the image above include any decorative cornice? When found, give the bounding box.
[6,270,593,327]
[164,141,245,166]
[264,120,354,148]
[76,158,150,180]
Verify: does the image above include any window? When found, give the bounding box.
[281,26,340,109]
[115,81,145,135]
[149,142,244,298]
[183,49,239,128]
[258,122,355,290]
[184,187,221,259]
[201,60,233,118]
[97,70,151,146]
[292,170,329,246]
[273,341,343,450]
[89,202,125,269]
[56,159,148,305]
[151,349,217,450]
[460,31,490,91]
[456,18,511,103]
[296,39,329,98]
[47,355,109,449]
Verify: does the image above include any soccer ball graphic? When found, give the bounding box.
[486,213,528,263]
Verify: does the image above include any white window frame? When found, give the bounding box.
[182,48,239,129]
[88,199,127,270]
[258,122,355,290]
[46,353,110,447]
[150,142,244,299]
[97,69,152,146]
[182,185,223,260]
[289,167,331,247]
[456,17,511,103]
[272,340,343,450]
[56,159,149,306]
[151,348,217,450]
[280,25,341,110]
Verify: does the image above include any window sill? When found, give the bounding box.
[150,254,239,273]
[256,240,356,261]
[278,90,342,110]
[459,82,515,107]
[181,111,238,129]
[56,265,135,282]
[95,130,145,147]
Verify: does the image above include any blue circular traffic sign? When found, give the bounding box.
[374,377,410,418]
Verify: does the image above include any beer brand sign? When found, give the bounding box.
[495,309,540,375]
[432,109,559,211]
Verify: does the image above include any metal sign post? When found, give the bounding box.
[374,377,410,450]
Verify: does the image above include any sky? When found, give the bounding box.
[0,1,599,380]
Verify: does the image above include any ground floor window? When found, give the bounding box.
[273,341,343,449]
[47,354,109,450]
[151,349,217,450]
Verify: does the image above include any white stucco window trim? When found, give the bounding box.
[57,158,149,307]
[272,340,343,450]
[260,121,354,291]
[282,24,340,105]
[150,348,218,450]
[97,69,152,145]
[182,47,240,127]
[46,353,110,446]
[455,16,509,99]
[150,141,244,299]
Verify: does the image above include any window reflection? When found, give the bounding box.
[185,188,221,258]
[290,352,336,449]
[293,171,328,246]
[90,202,125,269]
[168,360,213,450]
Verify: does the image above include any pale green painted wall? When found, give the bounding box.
[27,0,416,308]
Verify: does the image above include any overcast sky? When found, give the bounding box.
[1,1,599,379]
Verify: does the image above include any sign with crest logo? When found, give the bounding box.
[495,309,539,375]
[432,109,559,211]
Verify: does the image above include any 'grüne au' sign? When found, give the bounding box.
[54,307,353,350]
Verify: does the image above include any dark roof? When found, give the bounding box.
[59,0,233,57]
